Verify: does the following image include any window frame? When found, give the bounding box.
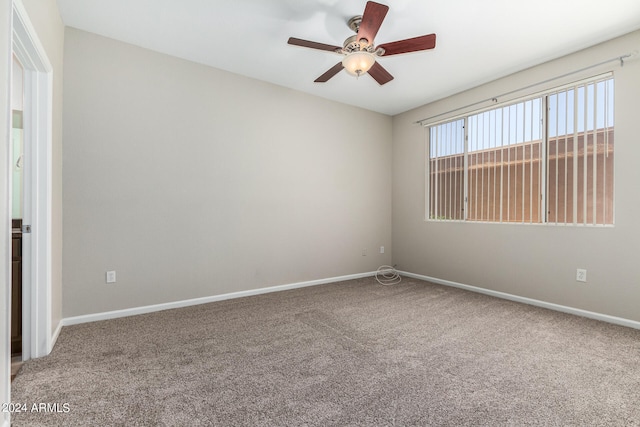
[425,73,615,227]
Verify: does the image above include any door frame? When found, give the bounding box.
[11,0,53,360]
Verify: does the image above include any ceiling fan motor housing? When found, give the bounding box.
[343,16,385,56]
[343,35,374,53]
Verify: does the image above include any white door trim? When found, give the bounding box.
[11,0,53,359]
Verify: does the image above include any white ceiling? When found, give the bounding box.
[56,0,640,116]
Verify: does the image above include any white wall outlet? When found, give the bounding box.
[380,246,385,254]
[362,248,367,256]
[106,270,117,283]
[576,268,587,283]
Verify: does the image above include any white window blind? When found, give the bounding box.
[546,78,614,225]
[428,119,464,220]
[467,98,543,223]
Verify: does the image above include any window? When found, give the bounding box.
[427,75,614,225]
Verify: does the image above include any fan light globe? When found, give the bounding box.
[342,51,376,77]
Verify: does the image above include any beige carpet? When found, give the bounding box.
[11,276,640,426]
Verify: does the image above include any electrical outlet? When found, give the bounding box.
[106,270,117,283]
[380,246,385,254]
[576,268,587,283]
[362,248,367,256]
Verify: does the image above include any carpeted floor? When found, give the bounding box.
[10,276,640,426]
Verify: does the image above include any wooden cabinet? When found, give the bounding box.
[11,220,22,356]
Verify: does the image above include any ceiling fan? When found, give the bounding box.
[287,1,436,85]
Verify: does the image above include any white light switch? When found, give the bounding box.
[106,270,117,283]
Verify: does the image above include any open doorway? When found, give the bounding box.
[10,54,24,378]
[9,0,54,364]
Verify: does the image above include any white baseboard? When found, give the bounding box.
[62,271,376,327]
[399,270,640,330]
[50,320,63,352]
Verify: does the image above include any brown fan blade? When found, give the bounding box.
[357,1,389,46]
[314,62,344,83]
[288,37,342,53]
[377,34,436,56]
[368,61,393,85]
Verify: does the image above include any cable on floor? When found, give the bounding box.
[375,265,401,286]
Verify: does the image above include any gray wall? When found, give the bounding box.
[62,28,392,317]
[392,30,640,322]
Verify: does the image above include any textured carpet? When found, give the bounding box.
[10,276,640,426]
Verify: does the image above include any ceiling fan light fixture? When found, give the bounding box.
[342,51,376,77]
